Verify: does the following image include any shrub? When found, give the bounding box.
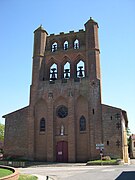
[102,156,111,161]
[86,159,119,165]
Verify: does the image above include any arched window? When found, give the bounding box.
[64,62,70,79]
[77,60,85,78]
[80,116,86,131]
[52,42,57,52]
[40,118,45,131]
[50,63,57,80]
[74,39,79,49]
[64,41,68,50]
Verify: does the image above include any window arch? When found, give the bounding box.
[50,63,57,80]
[80,116,86,131]
[40,118,45,131]
[74,39,79,49]
[64,62,70,79]
[63,41,68,50]
[51,42,57,52]
[76,60,85,78]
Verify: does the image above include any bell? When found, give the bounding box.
[50,68,57,80]
[65,69,70,79]
[78,66,83,78]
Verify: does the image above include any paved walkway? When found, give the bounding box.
[19,162,135,180]
[19,163,86,180]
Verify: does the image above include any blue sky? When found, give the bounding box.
[0,0,135,133]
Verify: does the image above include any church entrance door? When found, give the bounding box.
[56,141,68,162]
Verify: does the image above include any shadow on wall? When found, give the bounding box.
[115,171,135,180]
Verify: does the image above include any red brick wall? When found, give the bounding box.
[102,104,123,159]
[4,107,28,159]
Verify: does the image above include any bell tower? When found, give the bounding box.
[29,18,103,162]
[2,18,129,163]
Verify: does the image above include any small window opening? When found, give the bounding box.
[74,39,79,49]
[50,63,57,81]
[80,116,86,131]
[110,116,112,120]
[40,118,45,132]
[64,41,68,50]
[77,60,85,78]
[107,141,109,146]
[52,42,57,52]
[92,109,95,114]
[64,62,70,79]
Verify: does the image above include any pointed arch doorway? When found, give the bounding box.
[56,141,68,162]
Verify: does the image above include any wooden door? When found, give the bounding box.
[56,141,68,162]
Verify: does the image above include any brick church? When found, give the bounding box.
[3,18,129,163]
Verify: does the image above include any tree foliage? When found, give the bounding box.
[0,123,4,141]
[126,127,131,138]
[126,127,131,154]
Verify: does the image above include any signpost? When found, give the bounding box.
[96,144,104,149]
[96,144,104,165]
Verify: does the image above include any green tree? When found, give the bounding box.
[127,127,131,138]
[126,127,131,154]
[0,123,4,141]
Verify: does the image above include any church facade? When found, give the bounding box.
[3,18,129,163]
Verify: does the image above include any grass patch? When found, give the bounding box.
[19,174,38,180]
[87,159,119,165]
[0,168,13,178]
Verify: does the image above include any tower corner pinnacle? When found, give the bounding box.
[34,25,48,35]
[84,17,99,28]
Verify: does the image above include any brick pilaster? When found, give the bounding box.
[47,98,54,161]
[68,95,76,162]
